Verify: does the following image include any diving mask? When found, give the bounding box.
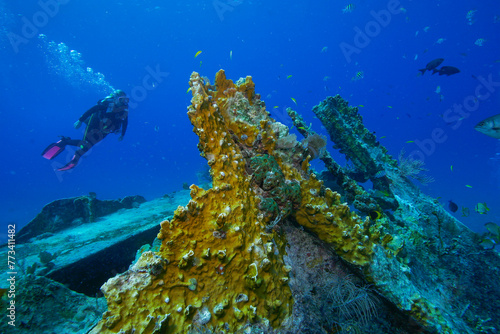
[116,96,129,106]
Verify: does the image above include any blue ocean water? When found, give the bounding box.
[1,0,499,244]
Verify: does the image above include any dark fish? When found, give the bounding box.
[433,66,460,76]
[448,200,458,213]
[369,210,382,220]
[418,58,444,75]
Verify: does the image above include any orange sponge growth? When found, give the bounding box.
[90,70,386,333]
[90,71,293,333]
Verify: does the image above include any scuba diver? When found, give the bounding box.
[42,90,129,171]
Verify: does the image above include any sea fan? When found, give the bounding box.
[302,133,327,159]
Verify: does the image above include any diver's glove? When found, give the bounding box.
[74,120,82,129]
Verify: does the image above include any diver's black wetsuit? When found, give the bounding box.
[62,101,128,167]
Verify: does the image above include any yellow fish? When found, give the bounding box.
[291,97,297,105]
[475,202,489,215]
[380,136,386,139]
[485,222,500,236]
[195,50,202,58]
[352,71,364,81]
[462,207,470,217]
[475,38,486,47]
[479,238,495,250]
[369,210,382,220]
[450,165,453,171]
[358,104,364,107]
[342,4,355,13]
[230,50,232,60]
[406,140,414,143]
[465,184,473,188]
[187,87,192,93]
[273,106,279,109]
[287,75,293,79]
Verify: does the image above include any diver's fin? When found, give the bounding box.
[41,139,67,160]
[57,154,79,171]
[57,162,77,171]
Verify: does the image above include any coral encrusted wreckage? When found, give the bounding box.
[87,71,499,334]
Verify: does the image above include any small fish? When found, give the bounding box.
[435,38,446,44]
[448,200,458,213]
[495,15,500,24]
[273,106,279,109]
[291,97,297,105]
[418,58,444,75]
[485,222,500,236]
[450,165,453,171]
[415,30,419,37]
[187,87,192,93]
[342,4,355,13]
[423,26,430,32]
[374,170,386,178]
[474,38,486,46]
[376,190,391,197]
[475,114,500,139]
[479,238,496,250]
[475,202,490,215]
[435,86,441,94]
[154,125,160,132]
[387,106,393,108]
[369,210,382,220]
[358,104,364,107]
[406,140,414,143]
[380,136,386,139]
[230,50,232,60]
[321,46,328,53]
[352,71,364,81]
[466,10,477,19]
[433,66,460,76]
[287,75,293,79]
[199,61,202,67]
[462,206,470,217]
[466,9,477,25]
[323,76,330,81]
[195,50,202,58]
[465,184,473,188]
[414,54,418,61]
